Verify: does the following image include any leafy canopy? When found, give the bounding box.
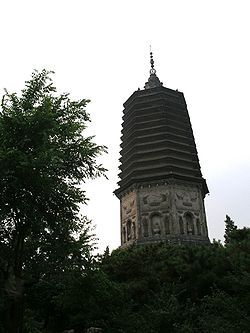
[0,70,107,333]
[0,69,106,248]
[1,69,105,222]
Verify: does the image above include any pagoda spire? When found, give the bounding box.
[144,48,163,89]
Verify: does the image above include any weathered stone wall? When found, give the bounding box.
[120,180,209,247]
[120,190,137,245]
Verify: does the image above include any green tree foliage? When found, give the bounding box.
[224,215,237,245]
[96,230,250,333]
[66,218,247,332]
[43,219,249,333]
[0,70,106,333]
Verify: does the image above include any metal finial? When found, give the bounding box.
[149,48,156,74]
[144,47,163,89]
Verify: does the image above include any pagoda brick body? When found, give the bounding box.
[115,56,210,246]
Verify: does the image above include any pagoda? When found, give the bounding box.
[115,52,209,246]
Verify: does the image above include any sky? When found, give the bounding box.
[0,0,250,252]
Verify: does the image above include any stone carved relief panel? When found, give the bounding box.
[175,190,199,210]
[120,184,208,245]
[121,191,137,222]
[139,185,170,215]
[121,191,137,244]
[176,210,206,236]
[140,211,173,238]
[143,193,169,207]
[122,219,137,243]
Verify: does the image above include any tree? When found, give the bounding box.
[224,215,237,245]
[0,70,106,333]
[96,239,250,332]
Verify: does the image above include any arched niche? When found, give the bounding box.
[185,212,195,235]
[151,214,161,236]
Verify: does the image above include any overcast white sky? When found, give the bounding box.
[1,0,250,251]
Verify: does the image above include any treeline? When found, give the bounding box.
[1,217,250,332]
[99,221,250,332]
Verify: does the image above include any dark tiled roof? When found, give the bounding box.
[115,86,208,197]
